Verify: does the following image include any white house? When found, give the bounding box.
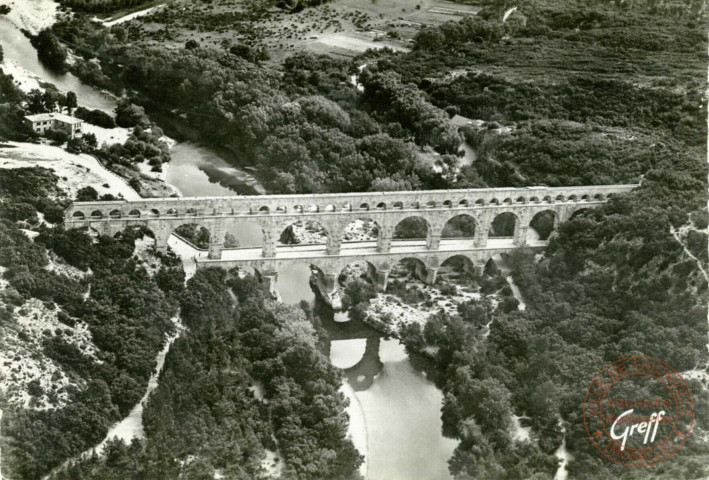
[24,113,84,139]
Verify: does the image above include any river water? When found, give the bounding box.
[0,17,265,196]
[0,16,116,113]
[282,270,457,480]
[1,16,457,478]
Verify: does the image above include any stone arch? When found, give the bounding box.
[490,198,500,205]
[186,208,198,216]
[307,204,319,213]
[568,194,578,202]
[581,194,591,202]
[91,210,104,219]
[337,260,377,288]
[359,203,370,211]
[459,199,469,207]
[128,209,141,218]
[543,196,553,203]
[516,196,526,204]
[166,208,178,217]
[342,217,380,243]
[489,212,519,239]
[109,209,121,219]
[443,200,453,208]
[279,220,329,247]
[441,214,477,240]
[325,204,336,212]
[440,254,476,280]
[276,206,287,213]
[426,200,436,209]
[528,210,558,242]
[72,211,85,220]
[570,207,593,220]
[342,203,353,212]
[294,205,304,213]
[148,208,160,217]
[258,206,270,214]
[223,220,265,249]
[375,202,386,210]
[272,262,328,304]
[172,222,212,249]
[503,198,513,205]
[484,256,500,276]
[393,201,404,209]
[393,216,430,240]
[593,194,605,201]
[391,257,429,285]
[411,201,420,209]
[475,198,485,206]
[555,195,565,202]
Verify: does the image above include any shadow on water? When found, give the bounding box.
[166,142,265,197]
[315,301,384,392]
[199,163,262,196]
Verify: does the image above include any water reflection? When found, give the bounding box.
[166,142,265,197]
[313,297,456,480]
[318,307,384,392]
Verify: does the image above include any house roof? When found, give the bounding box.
[25,113,83,125]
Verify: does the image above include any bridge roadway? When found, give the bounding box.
[184,237,547,295]
[63,184,637,295]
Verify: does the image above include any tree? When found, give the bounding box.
[64,91,78,115]
[30,29,67,72]
[76,186,99,201]
[115,99,149,128]
[45,128,70,146]
[26,89,47,114]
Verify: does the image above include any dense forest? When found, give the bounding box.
[48,270,361,479]
[44,16,474,193]
[0,168,182,479]
[0,167,361,479]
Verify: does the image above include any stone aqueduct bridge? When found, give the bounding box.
[64,185,636,295]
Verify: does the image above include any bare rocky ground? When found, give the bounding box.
[0,231,163,411]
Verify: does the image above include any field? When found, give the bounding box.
[124,0,480,61]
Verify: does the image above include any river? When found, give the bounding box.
[0,16,116,113]
[1,15,457,478]
[0,16,265,197]
[277,267,457,479]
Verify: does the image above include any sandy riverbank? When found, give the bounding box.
[4,0,57,34]
[0,141,141,200]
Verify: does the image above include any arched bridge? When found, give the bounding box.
[64,184,637,296]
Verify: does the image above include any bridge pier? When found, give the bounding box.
[377,232,392,253]
[374,269,390,292]
[154,227,172,254]
[427,234,441,250]
[473,261,486,277]
[312,271,343,310]
[208,242,223,259]
[514,225,529,246]
[327,238,342,256]
[260,271,279,300]
[424,267,438,285]
[263,226,278,258]
[474,216,490,248]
